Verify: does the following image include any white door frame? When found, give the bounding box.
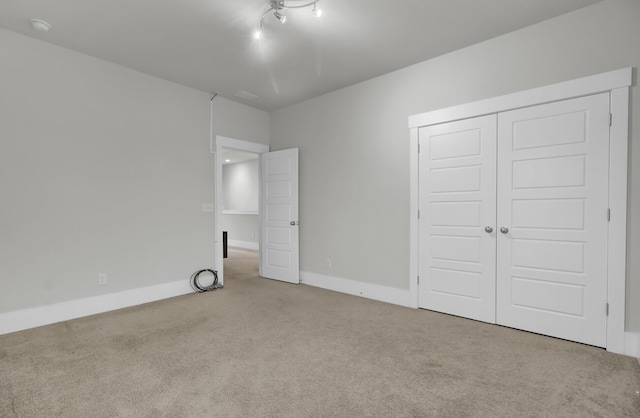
[408,67,632,355]
[214,135,269,285]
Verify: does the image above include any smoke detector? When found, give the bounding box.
[30,19,51,32]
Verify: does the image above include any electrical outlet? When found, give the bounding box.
[251,233,255,239]
[202,203,214,213]
[98,273,108,285]
[326,258,332,268]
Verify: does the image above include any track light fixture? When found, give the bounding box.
[255,0,322,39]
[274,10,287,24]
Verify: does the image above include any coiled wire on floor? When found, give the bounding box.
[190,269,220,292]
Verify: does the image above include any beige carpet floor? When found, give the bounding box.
[1,247,639,417]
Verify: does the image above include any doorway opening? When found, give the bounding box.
[221,149,260,282]
[214,136,269,286]
[214,135,300,286]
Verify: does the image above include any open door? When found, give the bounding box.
[260,148,299,284]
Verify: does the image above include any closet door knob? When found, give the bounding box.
[484,226,493,233]
[500,227,509,234]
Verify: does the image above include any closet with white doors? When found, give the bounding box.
[409,69,631,352]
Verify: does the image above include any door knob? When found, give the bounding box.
[484,226,493,233]
[500,227,509,234]
[290,221,296,226]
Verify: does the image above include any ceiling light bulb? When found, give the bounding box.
[225,159,231,163]
[313,7,323,17]
[30,19,51,32]
[254,30,262,39]
[274,11,286,24]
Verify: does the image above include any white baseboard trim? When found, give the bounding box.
[300,272,640,359]
[300,271,411,308]
[228,240,259,251]
[0,280,193,336]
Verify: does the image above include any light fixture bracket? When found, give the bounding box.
[256,0,321,38]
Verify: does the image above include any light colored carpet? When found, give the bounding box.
[1,248,639,417]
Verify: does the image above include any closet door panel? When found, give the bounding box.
[418,115,497,323]
[496,93,610,347]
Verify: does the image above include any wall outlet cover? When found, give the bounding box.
[98,274,108,285]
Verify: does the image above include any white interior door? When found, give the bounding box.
[260,148,299,284]
[418,115,497,323]
[496,93,610,347]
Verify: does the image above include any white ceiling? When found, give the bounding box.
[0,0,602,111]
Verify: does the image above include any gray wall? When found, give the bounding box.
[0,29,268,313]
[270,0,640,331]
[222,159,259,244]
[223,159,259,211]
[221,215,259,245]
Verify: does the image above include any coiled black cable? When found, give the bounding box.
[190,269,220,292]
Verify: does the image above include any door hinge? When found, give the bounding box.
[418,142,421,153]
[609,113,613,127]
[607,208,611,222]
[417,276,420,285]
[606,303,609,316]
[418,210,420,220]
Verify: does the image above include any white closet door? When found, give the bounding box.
[419,115,497,323]
[496,93,610,347]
